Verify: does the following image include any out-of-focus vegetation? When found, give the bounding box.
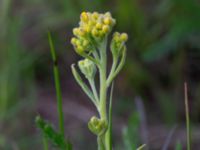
[0,0,200,149]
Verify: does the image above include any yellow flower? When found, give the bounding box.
[92,29,99,37]
[95,22,102,29]
[102,25,109,33]
[120,33,128,42]
[103,17,112,25]
[92,12,99,19]
[73,28,79,36]
[71,37,77,45]
[76,46,84,53]
[80,12,89,22]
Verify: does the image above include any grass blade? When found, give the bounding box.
[48,31,65,136]
[136,144,146,150]
[48,31,72,149]
[184,82,191,150]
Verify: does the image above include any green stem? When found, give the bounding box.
[106,49,126,87]
[89,78,99,102]
[99,39,107,121]
[184,82,191,150]
[48,32,65,136]
[106,83,114,150]
[43,137,49,150]
[98,136,105,150]
[54,63,65,135]
[98,39,112,150]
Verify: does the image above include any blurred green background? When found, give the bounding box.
[0,0,200,149]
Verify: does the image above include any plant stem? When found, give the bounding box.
[184,82,191,150]
[43,137,49,150]
[106,83,114,150]
[48,32,65,136]
[99,39,108,121]
[54,62,65,135]
[98,136,105,150]
[89,79,99,102]
[98,40,109,149]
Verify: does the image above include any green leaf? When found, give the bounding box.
[71,64,97,106]
[35,116,72,150]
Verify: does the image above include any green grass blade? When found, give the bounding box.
[184,82,191,150]
[48,31,72,150]
[48,31,65,136]
[136,144,146,150]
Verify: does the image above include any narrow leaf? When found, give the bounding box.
[136,144,146,150]
[71,64,97,106]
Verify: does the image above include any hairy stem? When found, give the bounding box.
[98,40,109,149]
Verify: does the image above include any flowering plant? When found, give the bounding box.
[71,11,128,150]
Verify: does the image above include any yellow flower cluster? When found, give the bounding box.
[111,32,128,54]
[71,11,116,54]
[71,37,90,54]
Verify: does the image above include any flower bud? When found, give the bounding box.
[96,22,102,29]
[73,28,79,36]
[88,116,107,135]
[75,46,84,55]
[92,12,99,19]
[78,59,96,79]
[111,32,128,57]
[78,28,86,36]
[85,26,91,33]
[81,12,89,22]
[92,29,99,37]
[120,33,128,42]
[102,25,110,33]
[103,17,112,25]
[71,37,77,45]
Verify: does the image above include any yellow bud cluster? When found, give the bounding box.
[71,37,90,54]
[111,32,128,55]
[113,32,128,43]
[74,11,116,39]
